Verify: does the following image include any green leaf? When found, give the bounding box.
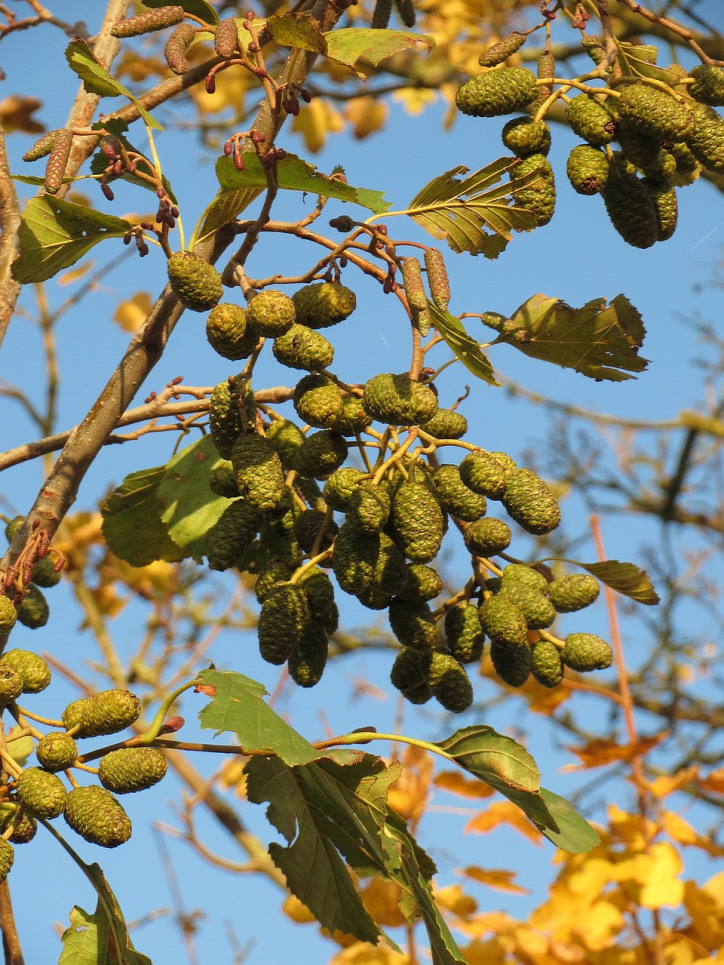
[142,0,218,24]
[484,293,649,381]
[244,753,391,946]
[404,160,536,257]
[435,725,541,794]
[538,787,601,853]
[101,466,185,567]
[428,303,499,386]
[615,41,685,85]
[157,435,230,564]
[59,865,152,965]
[267,13,327,53]
[64,40,161,130]
[11,196,130,284]
[575,559,660,605]
[197,668,330,765]
[324,27,435,76]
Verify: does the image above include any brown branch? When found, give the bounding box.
[0,881,23,965]
[0,127,22,353]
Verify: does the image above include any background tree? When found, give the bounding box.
[1,0,723,963]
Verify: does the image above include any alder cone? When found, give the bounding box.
[478,595,527,647]
[426,651,473,712]
[0,841,13,885]
[323,467,366,511]
[231,433,285,513]
[293,430,348,480]
[455,66,537,117]
[294,373,344,429]
[389,482,445,563]
[502,117,551,157]
[15,768,67,819]
[549,574,600,613]
[565,95,618,145]
[512,154,556,226]
[618,83,693,143]
[362,373,438,427]
[64,786,131,848]
[490,639,531,687]
[98,748,168,794]
[459,450,508,498]
[36,732,78,772]
[420,407,468,440]
[206,304,257,360]
[257,583,309,664]
[206,499,260,571]
[292,282,356,329]
[334,394,373,436]
[561,633,613,671]
[463,517,512,557]
[167,252,223,312]
[332,522,380,595]
[501,468,561,534]
[432,465,487,522]
[566,144,610,195]
[0,597,16,634]
[246,290,296,338]
[686,104,724,174]
[602,173,659,249]
[396,564,443,604]
[273,323,334,371]
[288,621,329,688]
[388,598,438,650]
[444,603,485,664]
[266,419,305,469]
[530,639,564,687]
[17,584,49,629]
[498,584,555,630]
[689,65,724,106]
[501,563,549,593]
[62,690,141,739]
[0,665,23,707]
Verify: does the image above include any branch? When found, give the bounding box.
[0,127,22,352]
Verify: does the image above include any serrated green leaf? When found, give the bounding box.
[575,559,660,605]
[64,40,161,130]
[142,0,218,24]
[11,196,130,284]
[324,27,435,77]
[403,160,536,257]
[157,435,230,564]
[487,293,649,381]
[538,788,601,853]
[59,865,152,965]
[615,41,684,85]
[197,668,328,765]
[101,466,184,567]
[427,303,499,386]
[435,725,541,794]
[267,12,327,53]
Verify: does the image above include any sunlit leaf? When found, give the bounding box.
[345,95,389,140]
[462,866,530,895]
[575,559,660,605]
[615,41,685,85]
[428,303,498,386]
[404,160,536,257]
[435,726,541,794]
[481,293,648,381]
[11,196,130,284]
[538,788,601,853]
[433,770,495,800]
[113,291,153,332]
[324,28,435,77]
[101,466,184,567]
[267,13,327,53]
[141,0,218,25]
[64,40,161,130]
[292,97,345,154]
[563,735,666,771]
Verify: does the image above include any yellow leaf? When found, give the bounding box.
[386,745,432,826]
[562,734,665,771]
[460,936,507,965]
[571,900,624,950]
[663,811,724,857]
[114,292,153,333]
[607,804,656,851]
[190,64,250,115]
[329,942,409,965]
[465,801,542,845]
[0,95,44,134]
[434,883,478,918]
[391,87,438,116]
[58,262,94,286]
[566,858,617,900]
[700,767,724,794]
[434,769,494,800]
[617,843,684,909]
[646,766,699,799]
[345,96,388,139]
[291,98,344,154]
[682,878,724,948]
[360,878,406,928]
[462,866,530,895]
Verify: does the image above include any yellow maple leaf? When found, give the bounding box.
[462,866,530,895]
[345,96,388,139]
[646,765,699,799]
[434,882,478,917]
[360,878,406,928]
[291,98,344,154]
[433,769,494,800]
[616,842,684,909]
[114,292,153,333]
[572,899,625,950]
[465,801,542,845]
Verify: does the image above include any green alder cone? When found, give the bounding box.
[98,748,168,794]
[6,810,37,845]
[0,841,14,885]
[62,690,141,739]
[618,83,693,143]
[549,574,600,613]
[22,129,62,162]
[670,142,701,184]
[512,154,556,226]
[323,467,366,511]
[206,499,260,571]
[293,509,338,552]
[455,66,537,117]
[209,461,239,498]
[463,517,512,557]
[29,555,62,588]
[288,621,329,688]
[231,433,285,514]
[362,373,438,427]
[64,786,131,848]
[0,665,22,707]
[111,6,185,37]
[501,563,550,593]
[266,418,305,469]
[388,598,438,650]
[686,104,724,174]
[396,564,443,604]
[478,595,528,647]
[444,603,485,664]
[566,144,610,195]
[206,304,258,361]
[36,732,78,772]
[0,596,17,634]
[16,584,49,629]
[459,450,508,498]
[390,647,427,692]
[371,533,409,598]
[208,381,255,460]
[478,30,526,67]
[294,373,344,429]
[643,178,678,241]
[601,172,659,249]
[257,583,309,665]
[426,650,474,712]
[293,430,348,480]
[424,248,450,311]
[15,768,67,819]
[334,394,373,436]
[389,482,445,564]
[292,282,357,330]
[564,95,618,145]
[432,465,487,522]
[498,585,556,630]
[272,324,334,371]
[246,290,296,338]
[167,252,223,313]
[501,468,561,535]
[402,257,427,312]
[561,633,613,671]
[419,407,468,440]
[502,117,551,157]
[254,558,296,604]
[346,483,391,534]
[530,639,564,688]
[299,568,336,619]
[689,65,724,106]
[490,639,531,687]
[357,586,393,611]
[331,522,380,595]
[615,123,662,174]
[2,650,51,694]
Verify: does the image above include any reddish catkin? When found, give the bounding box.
[164,23,197,75]
[111,6,185,38]
[424,248,450,311]
[43,129,73,195]
[22,129,62,163]
[402,257,428,312]
[214,18,239,58]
